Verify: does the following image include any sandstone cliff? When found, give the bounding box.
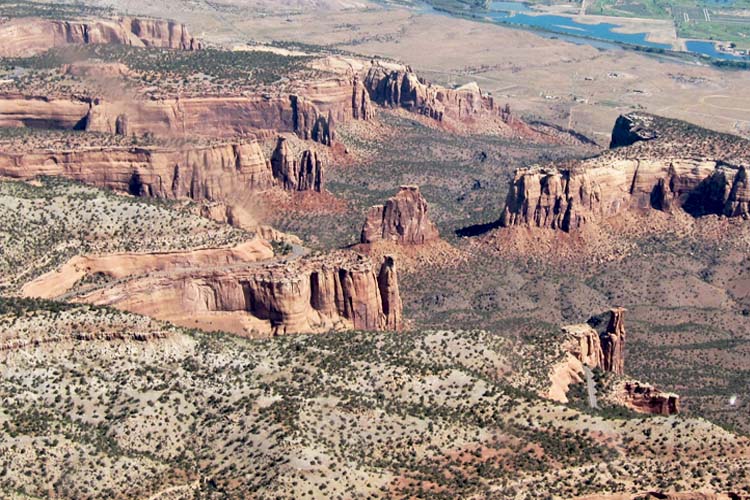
[600,307,626,375]
[34,252,403,337]
[0,141,275,202]
[555,308,679,415]
[0,135,326,202]
[0,17,202,57]
[363,63,534,135]
[270,137,324,192]
[361,185,440,245]
[501,113,750,231]
[0,76,372,144]
[565,307,626,376]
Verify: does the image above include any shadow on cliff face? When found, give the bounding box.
[454,218,502,238]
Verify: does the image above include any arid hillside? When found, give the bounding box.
[0,2,749,499]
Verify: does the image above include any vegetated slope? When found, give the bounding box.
[0,302,747,499]
[0,177,251,292]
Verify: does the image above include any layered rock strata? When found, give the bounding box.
[501,113,750,231]
[0,17,202,57]
[0,141,275,201]
[270,137,323,192]
[361,185,440,245]
[364,63,531,133]
[0,137,324,201]
[44,252,403,336]
[0,81,368,145]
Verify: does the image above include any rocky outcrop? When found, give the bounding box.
[363,63,532,134]
[600,307,626,375]
[609,113,659,149]
[501,113,750,231]
[562,323,605,369]
[559,309,680,415]
[361,185,440,245]
[270,137,324,192]
[0,141,275,202]
[619,381,680,415]
[34,251,403,336]
[0,17,202,57]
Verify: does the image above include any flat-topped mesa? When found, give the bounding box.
[0,17,202,57]
[67,252,403,336]
[361,185,440,245]
[270,137,324,192]
[0,78,371,145]
[501,113,750,231]
[363,63,521,128]
[0,140,275,201]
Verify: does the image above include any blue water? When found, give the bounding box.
[686,40,747,60]
[421,1,750,61]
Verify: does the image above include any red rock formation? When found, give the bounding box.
[621,381,680,415]
[270,137,324,192]
[0,141,275,202]
[560,308,626,374]
[378,256,403,331]
[0,17,202,57]
[501,113,750,231]
[361,185,440,245]
[601,307,626,375]
[0,76,373,144]
[44,252,403,336]
[562,323,605,369]
[363,63,530,133]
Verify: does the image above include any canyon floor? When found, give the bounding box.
[0,1,749,499]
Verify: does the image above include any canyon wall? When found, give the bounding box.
[0,76,372,144]
[270,137,323,192]
[0,17,202,57]
[361,185,440,245]
[62,252,403,336]
[0,141,274,201]
[501,113,750,231]
[564,308,626,376]
[0,138,324,201]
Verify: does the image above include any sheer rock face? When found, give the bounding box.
[560,308,627,375]
[364,65,498,123]
[0,17,202,57]
[562,323,605,369]
[620,381,680,415]
[601,307,626,375]
[501,113,750,231]
[361,186,440,245]
[0,141,275,202]
[65,252,403,336]
[0,76,372,145]
[362,64,531,134]
[270,137,324,192]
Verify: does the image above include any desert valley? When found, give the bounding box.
[0,0,749,499]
